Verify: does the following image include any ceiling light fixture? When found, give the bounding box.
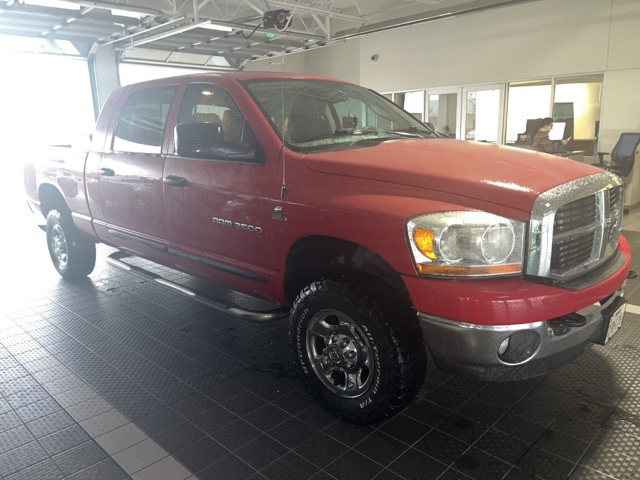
[110,9,148,19]
[199,22,233,32]
[131,20,211,47]
[103,15,186,46]
[25,0,81,10]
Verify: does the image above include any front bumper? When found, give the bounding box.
[418,282,626,382]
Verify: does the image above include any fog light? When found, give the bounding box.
[497,330,540,365]
[498,337,510,355]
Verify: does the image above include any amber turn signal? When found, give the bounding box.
[417,263,521,276]
[413,228,437,259]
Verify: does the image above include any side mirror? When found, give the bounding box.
[175,122,264,164]
[175,122,222,156]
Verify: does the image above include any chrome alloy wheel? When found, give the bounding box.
[49,224,69,269]
[306,308,374,398]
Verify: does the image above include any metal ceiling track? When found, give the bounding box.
[0,0,543,69]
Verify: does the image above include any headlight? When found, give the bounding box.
[407,211,525,277]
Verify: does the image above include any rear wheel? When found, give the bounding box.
[290,278,426,424]
[46,209,96,279]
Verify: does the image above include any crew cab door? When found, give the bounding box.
[162,82,275,286]
[98,84,177,252]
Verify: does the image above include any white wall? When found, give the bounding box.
[246,38,361,83]
[246,50,307,73]
[246,0,640,206]
[357,0,612,91]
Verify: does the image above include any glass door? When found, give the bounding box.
[426,87,461,138]
[393,90,425,121]
[553,74,603,155]
[505,79,552,145]
[462,84,505,143]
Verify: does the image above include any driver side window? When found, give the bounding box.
[178,83,250,144]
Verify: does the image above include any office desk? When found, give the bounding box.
[570,139,596,156]
[558,150,585,162]
[508,143,585,161]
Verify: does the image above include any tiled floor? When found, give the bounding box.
[1,198,640,479]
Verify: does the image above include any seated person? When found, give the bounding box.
[531,117,570,153]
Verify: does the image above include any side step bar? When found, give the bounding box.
[106,251,290,323]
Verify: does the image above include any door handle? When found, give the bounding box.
[164,175,188,188]
[99,167,115,177]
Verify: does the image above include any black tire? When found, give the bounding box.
[290,278,426,424]
[46,209,96,279]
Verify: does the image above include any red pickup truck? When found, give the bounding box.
[24,72,629,424]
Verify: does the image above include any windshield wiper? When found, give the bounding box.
[350,137,396,147]
[390,127,438,138]
[334,126,380,135]
[296,127,379,143]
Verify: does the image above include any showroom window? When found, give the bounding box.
[505,79,552,144]
[113,85,177,154]
[387,73,603,149]
[505,74,603,153]
[553,75,603,148]
[462,84,504,143]
[427,89,459,137]
[392,91,425,121]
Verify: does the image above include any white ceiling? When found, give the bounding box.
[0,0,535,69]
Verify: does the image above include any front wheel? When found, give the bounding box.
[290,278,426,424]
[46,209,96,279]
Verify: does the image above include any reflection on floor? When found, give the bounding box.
[0,208,639,479]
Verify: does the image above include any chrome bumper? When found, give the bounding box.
[418,282,626,381]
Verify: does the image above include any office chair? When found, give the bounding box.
[596,132,640,222]
[596,132,640,178]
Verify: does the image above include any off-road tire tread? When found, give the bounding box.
[290,277,426,424]
[46,209,96,279]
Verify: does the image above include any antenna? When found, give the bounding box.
[280,46,287,199]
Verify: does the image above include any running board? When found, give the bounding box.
[106,251,290,322]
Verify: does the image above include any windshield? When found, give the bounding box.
[241,79,439,152]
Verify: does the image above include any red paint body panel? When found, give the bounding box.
[302,140,603,214]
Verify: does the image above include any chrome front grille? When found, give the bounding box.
[526,172,623,286]
[550,231,596,272]
[550,194,599,273]
[608,187,621,242]
[553,195,597,234]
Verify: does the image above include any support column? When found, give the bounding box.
[87,44,120,119]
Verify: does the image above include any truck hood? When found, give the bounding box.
[302,138,602,213]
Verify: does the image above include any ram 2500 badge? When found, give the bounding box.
[24,72,630,424]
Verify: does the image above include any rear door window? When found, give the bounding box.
[113,85,177,154]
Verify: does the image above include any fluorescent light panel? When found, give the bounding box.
[199,22,233,32]
[132,21,208,47]
[130,20,232,47]
[111,9,148,19]
[25,0,81,10]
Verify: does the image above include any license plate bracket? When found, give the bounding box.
[595,296,626,345]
